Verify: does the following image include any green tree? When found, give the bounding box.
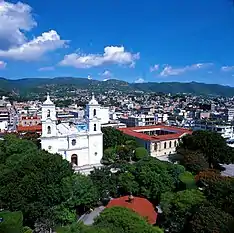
[0,135,73,227]
[202,177,234,216]
[133,157,175,199]
[94,207,163,233]
[178,130,234,168]
[102,127,135,150]
[117,171,139,195]
[176,148,209,173]
[116,145,134,162]
[90,167,119,200]
[23,226,33,233]
[187,205,234,233]
[102,148,116,164]
[160,189,206,233]
[0,211,23,233]
[51,204,76,226]
[133,147,148,161]
[61,174,99,213]
[179,171,196,189]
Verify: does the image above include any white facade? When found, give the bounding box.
[40,94,103,174]
[194,123,234,140]
[100,107,110,124]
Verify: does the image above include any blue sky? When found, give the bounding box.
[1,0,234,85]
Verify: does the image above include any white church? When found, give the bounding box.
[40,94,103,174]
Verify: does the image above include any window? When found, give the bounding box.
[164,142,167,149]
[71,154,78,165]
[174,141,177,147]
[154,143,157,151]
[47,109,50,117]
[169,141,172,148]
[71,139,76,146]
[48,145,52,150]
[94,124,97,131]
[47,126,51,134]
[145,142,148,150]
[93,109,96,117]
[94,152,97,156]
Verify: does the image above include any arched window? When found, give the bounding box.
[71,154,78,165]
[93,109,96,117]
[174,141,177,147]
[47,126,51,134]
[154,143,157,151]
[72,139,76,146]
[164,142,167,149]
[94,124,97,131]
[47,109,50,117]
[169,141,172,148]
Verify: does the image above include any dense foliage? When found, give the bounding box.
[176,130,234,169]
[0,135,97,230]
[0,211,24,233]
[57,207,163,233]
[1,130,234,233]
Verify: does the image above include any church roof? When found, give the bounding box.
[88,94,99,105]
[43,93,54,105]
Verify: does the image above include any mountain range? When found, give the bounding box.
[0,77,234,97]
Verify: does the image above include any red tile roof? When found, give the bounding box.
[118,124,192,142]
[107,196,157,224]
[17,125,42,132]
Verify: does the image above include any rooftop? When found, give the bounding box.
[119,124,192,142]
[107,196,157,224]
[17,125,42,132]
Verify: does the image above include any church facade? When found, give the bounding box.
[40,94,103,174]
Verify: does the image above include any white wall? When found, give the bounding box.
[100,107,110,124]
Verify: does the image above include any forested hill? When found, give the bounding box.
[0,77,234,97]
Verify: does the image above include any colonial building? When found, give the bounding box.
[40,94,103,174]
[119,125,192,160]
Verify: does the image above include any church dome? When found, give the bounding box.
[43,93,54,105]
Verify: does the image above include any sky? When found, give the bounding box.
[1,0,234,85]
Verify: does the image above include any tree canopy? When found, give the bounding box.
[187,205,234,233]
[0,135,98,229]
[159,189,206,233]
[177,130,234,169]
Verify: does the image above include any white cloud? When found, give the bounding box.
[221,66,234,72]
[150,64,159,72]
[159,63,213,77]
[0,30,67,61]
[59,46,140,68]
[38,66,54,71]
[0,1,66,61]
[0,60,6,69]
[0,0,36,50]
[100,70,112,77]
[134,77,145,83]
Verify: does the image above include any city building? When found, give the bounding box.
[40,94,103,174]
[119,125,192,160]
[193,121,234,140]
[225,107,234,121]
[119,113,168,127]
[19,116,41,126]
